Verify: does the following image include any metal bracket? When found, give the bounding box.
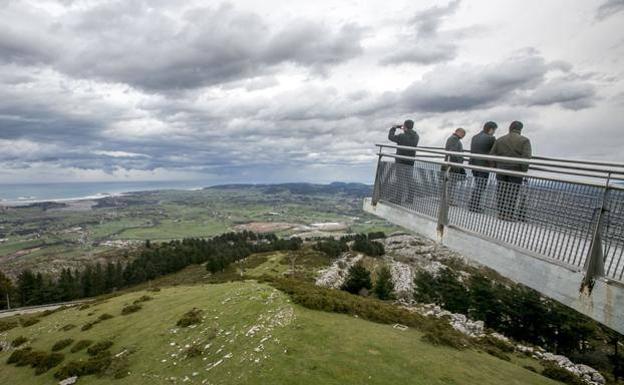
[437,166,450,228]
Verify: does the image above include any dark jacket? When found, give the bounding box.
[389,127,419,165]
[469,131,496,167]
[444,134,465,174]
[489,130,532,172]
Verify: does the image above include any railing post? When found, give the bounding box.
[437,164,450,229]
[372,152,383,206]
[580,172,611,293]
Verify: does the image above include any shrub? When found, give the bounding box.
[265,276,472,350]
[70,340,93,353]
[7,348,64,374]
[541,364,586,385]
[374,265,395,300]
[121,304,142,315]
[54,352,112,379]
[98,313,114,321]
[352,237,385,257]
[20,317,41,327]
[52,339,74,352]
[133,295,152,304]
[478,335,515,353]
[0,320,18,332]
[184,344,203,358]
[7,347,33,365]
[177,308,203,327]
[421,322,470,350]
[60,324,76,331]
[341,261,372,295]
[314,239,348,258]
[367,231,386,240]
[86,340,114,356]
[32,352,64,375]
[81,321,96,331]
[105,354,131,379]
[12,336,28,347]
[484,347,511,361]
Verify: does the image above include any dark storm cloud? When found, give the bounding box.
[596,0,624,20]
[397,50,597,113]
[7,2,363,92]
[380,0,462,66]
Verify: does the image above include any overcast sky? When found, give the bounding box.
[1,0,623,185]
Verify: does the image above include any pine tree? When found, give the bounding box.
[16,269,37,306]
[374,265,395,300]
[0,270,14,309]
[341,261,372,295]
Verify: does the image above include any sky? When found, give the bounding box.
[0,0,623,185]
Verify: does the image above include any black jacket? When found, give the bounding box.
[469,131,496,167]
[389,127,419,165]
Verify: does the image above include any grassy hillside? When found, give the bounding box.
[0,281,560,385]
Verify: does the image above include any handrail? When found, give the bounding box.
[412,145,624,169]
[380,152,624,190]
[376,144,624,177]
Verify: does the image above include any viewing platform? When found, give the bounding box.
[364,144,624,334]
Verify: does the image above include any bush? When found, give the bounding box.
[60,324,76,331]
[7,348,64,374]
[177,308,203,327]
[341,261,372,295]
[542,364,586,385]
[367,231,386,240]
[7,347,33,365]
[133,295,153,304]
[20,317,40,327]
[0,320,18,332]
[12,336,28,347]
[484,347,511,361]
[352,236,385,257]
[51,338,74,352]
[185,344,203,358]
[98,313,114,321]
[70,340,93,353]
[478,335,515,353]
[121,304,142,315]
[374,265,395,300]
[421,322,470,350]
[314,239,348,258]
[81,321,96,331]
[87,340,114,356]
[54,352,112,379]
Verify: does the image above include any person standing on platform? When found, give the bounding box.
[490,121,532,221]
[468,121,498,212]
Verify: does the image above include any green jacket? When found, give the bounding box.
[489,130,532,172]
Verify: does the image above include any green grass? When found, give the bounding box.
[0,282,560,385]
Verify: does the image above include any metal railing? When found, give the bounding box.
[371,144,624,287]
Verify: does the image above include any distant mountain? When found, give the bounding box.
[207,182,373,198]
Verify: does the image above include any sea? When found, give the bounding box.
[0,181,207,205]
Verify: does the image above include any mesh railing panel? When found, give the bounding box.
[603,188,624,280]
[375,160,442,219]
[372,158,624,282]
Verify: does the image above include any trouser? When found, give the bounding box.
[445,166,466,205]
[496,174,524,220]
[469,171,489,212]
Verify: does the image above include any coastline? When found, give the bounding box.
[0,182,206,207]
